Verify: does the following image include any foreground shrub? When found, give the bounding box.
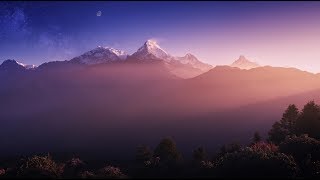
[217,142,242,157]
[250,142,278,153]
[279,134,320,176]
[63,157,86,178]
[0,168,5,176]
[136,145,153,163]
[192,147,208,165]
[96,165,127,179]
[17,154,64,178]
[144,156,160,168]
[80,170,95,179]
[279,134,320,162]
[307,161,320,177]
[214,147,299,177]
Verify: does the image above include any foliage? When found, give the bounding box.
[192,147,208,163]
[252,131,262,144]
[144,156,160,168]
[154,137,183,167]
[306,161,320,177]
[96,165,127,179]
[217,142,242,158]
[17,154,64,178]
[200,160,214,169]
[250,142,279,153]
[268,104,299,144]
[296,101,320,139]
[80,170,95,179]
[136,145,153,162]
[214,146,299,177]
[66,157,85,168]
[0,168,5,176]
[63,157,86,178]
[279,134,320,163]
[4,101,320,178]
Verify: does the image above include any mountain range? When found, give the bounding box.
[0,40,263,78]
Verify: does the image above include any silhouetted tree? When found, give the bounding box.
[268,104,299,144]
[136,145,153,162]
[252,131,262,144]
[279,134,320,163]
[218,142,242,158]
[296,101,320,139]
[154,137,182,167]
[192,147,207,163]
[214,146,299,177]
[279,134,320,177]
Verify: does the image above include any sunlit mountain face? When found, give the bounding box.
[230,55,260,70]
[1,1,320,178]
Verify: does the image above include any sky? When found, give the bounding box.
[1,1,320,73]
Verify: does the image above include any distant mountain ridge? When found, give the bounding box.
[0,39,213,78]
[2,40,312,78]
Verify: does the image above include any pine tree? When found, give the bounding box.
[296,101,320,139]
[154,137,182,166]
[253,131,262,144]
[192,146,207,163]
[268,104,299,144]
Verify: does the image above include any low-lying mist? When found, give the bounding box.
[1,63,320,160]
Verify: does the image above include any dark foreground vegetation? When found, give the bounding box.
[1,101,320,178]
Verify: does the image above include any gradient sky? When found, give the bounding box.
[1,1,320,72]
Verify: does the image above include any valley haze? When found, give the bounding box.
[1,39,320,160]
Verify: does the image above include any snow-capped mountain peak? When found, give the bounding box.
[184,53,195,58]
[132,39,171,61]
[24,64,37,69]
[143,39,167,53]
[106,47,127,60]
[230,55,260,70]
[1,59,37,70]
[0,59,28,72]
[180,53,199,63]
[175,53,212,71]
[16,61,26,67]
[130,39,212,72]
[13,61,37,69]
[71,46,128,65]
[1,59,24,66]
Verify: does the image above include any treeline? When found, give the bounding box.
[1,101,320,178]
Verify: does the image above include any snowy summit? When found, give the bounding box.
[131,39,172,61]
[230,55,260,70]
[71,46,128,65]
